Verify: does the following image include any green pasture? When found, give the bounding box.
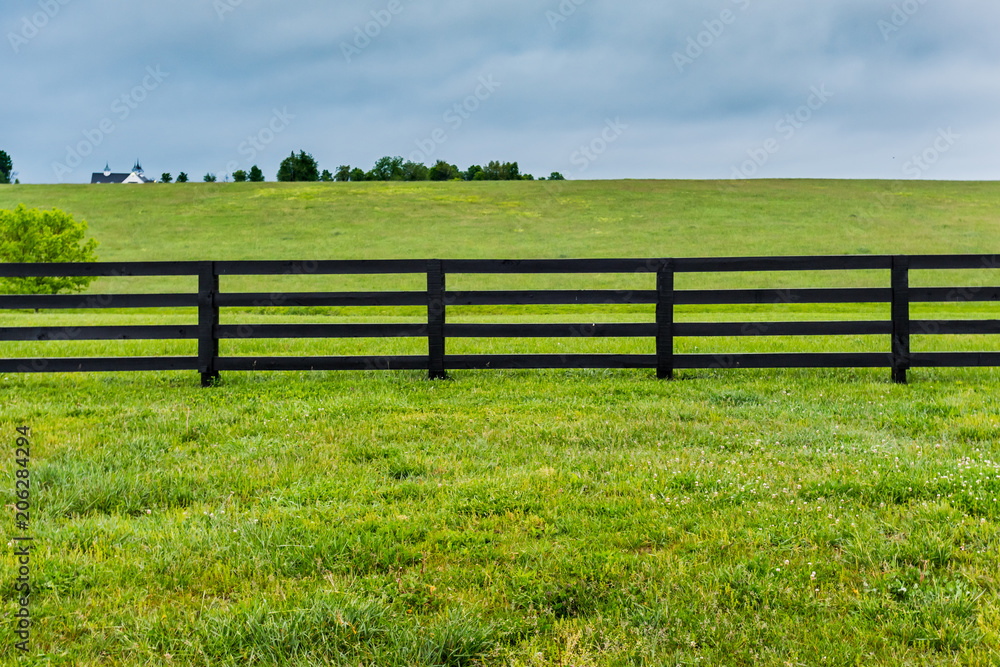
[2,178,999,292]
[1,180,999,665]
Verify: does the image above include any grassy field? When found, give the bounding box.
[2,179,1000,292]
[1,180,999,665]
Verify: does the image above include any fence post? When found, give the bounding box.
[891,255,910,384]
[656,259,675,380]
[427,259,447,379]
[198,261,220,387]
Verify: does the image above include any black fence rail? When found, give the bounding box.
[1,256,998,386]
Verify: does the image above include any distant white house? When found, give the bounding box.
[91,161,155,184]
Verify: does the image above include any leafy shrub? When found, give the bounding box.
[0,204,99,294]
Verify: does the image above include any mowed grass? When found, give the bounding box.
[2,179,999,292]
[1,180,1000,665]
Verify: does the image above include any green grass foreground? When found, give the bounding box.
[1,180,999,665]
[2,369,999,665]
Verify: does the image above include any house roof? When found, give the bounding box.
[91,162,155,183]
[91,172,133,184]
[121,172,155,184]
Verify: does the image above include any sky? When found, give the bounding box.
[2,0,999,184]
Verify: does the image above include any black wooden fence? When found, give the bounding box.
[1,256,998,386]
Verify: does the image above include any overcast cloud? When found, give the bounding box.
[2,0,999,183]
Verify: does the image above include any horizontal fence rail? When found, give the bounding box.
[0,256,998,386]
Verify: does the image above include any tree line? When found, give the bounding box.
[0,148,565,185]
[270,151,565,183]
[268,151,563,182]
[162,152,565,184]
[160,167,264,184]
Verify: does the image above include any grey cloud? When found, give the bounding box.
[1,0,998,182]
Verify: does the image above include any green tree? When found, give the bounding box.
[335,165,351,182]
[477,161,522,181]
[320,169,334,182]
[248,165,264,182]
[277,151,320,182]
[549,172,566,181]
[464,165,483,181]
[203,173,217,183]
[429,160,461,181]
[369,156,404,181]
[232,169,248,182]
[349,167,367,182]
[500,161,520,180]
[401,161,429,181]
[482,161,502,180]
[0,205,99,295]
[0,150,13,184]
[176,172,189,183]
[160,173,173,183]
